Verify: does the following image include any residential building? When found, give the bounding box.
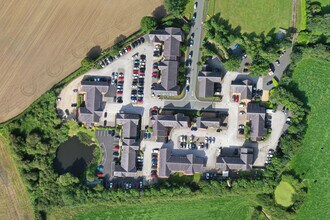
[149,27,184,96]
[198,69,222,98]
[230,79,253,102]
[116,113,140,147]
[78,79,109,127]
[114,145,137,177]
[215,148,254,172]
[246,103,268,141]
[152,113,190,142]
[158,148,205,178]
[196,113,228,130]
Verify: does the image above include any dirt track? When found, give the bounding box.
[0,0,163,123]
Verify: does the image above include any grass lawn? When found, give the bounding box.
[207,0,292,34]
[48,197,255,220]
[184,0,195,19]
[275,181,295,207]
[289,59,330,219]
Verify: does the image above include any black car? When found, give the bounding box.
[140,54,146,61]
[140,37,145,43]
[117,97,123,103]
[71,103,77,107]
[266,80,273,86]
[191,127,197,131]
[113,151,119,156]
[131,89,137,95]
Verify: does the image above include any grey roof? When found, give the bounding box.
[196,115,228,129]
[152,114,190,141]
[149,28,184,97]
[198,71,221,98]
[78,80,109,127]
[149,27,183,60]
[116,113,140,146]
[158,148,204,178]
[247,103,267,141]
[114,145,137,177]
[215,148,253,171]
[230,79,253,100]
[152,60,179,96]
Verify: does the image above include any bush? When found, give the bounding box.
[140,16,158,33]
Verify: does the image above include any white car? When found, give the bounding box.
[212,137,215,143]
[204,136,208,143]
[152,148,159,153]
[194,2,198,9]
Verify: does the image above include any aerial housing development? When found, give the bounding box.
[56,24,290,188]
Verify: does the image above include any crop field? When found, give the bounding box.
[48,197,254,220]
[0,0,162,123]
[207,0,292,34]
[0,136,34,220]
[290,59,330,220]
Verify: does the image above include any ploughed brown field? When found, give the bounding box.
[0,0,163,122]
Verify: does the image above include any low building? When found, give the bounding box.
[246,103,268,141]
[116,113,140,147]
[198,70,222,98]
[230,79,253,102]
[152,60,179,96]
[78,79,109,127]
[158,148,205,178]
[152,113,190,142]
[215,148,253,172]
[114,145,137,177]
[196,113,228,130]
[149,27,184,97]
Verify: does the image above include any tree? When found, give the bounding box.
[140,16,158,33]
[164,0,189,17]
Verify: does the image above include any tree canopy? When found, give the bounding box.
[140,16,158,33]
[164,0,189,17]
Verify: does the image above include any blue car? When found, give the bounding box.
[147,133,151,139]
[144,133,147,139]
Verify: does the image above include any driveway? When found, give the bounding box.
[96,130,116,178]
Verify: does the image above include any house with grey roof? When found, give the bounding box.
[198,70,222,98]
[230,79,253,102]
[152,113,190,142]
[116,113,140,148]
[196,114,228,130]
[158,148,205,178]
[78,79,109,127]
[149,27,184,97]
[114,145,137,177]
[246,103,268,141]
[152,60,179,96]
[215,148,254,172]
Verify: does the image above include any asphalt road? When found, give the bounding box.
[184,0,205,102]
[96,130,116,178]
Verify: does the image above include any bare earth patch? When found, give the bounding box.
[0,0,162,123]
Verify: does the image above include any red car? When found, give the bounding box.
[235,95,239,102]
[152,72,159,77]
[118,77,124,81]
[114,145,119,151]
[127,46,131,51]
[96,173,104,177]
[133,69,139,74]
[116,90,123,95]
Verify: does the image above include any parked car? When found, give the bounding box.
[194,2,198,9]
[113,151,119,156]
[114,145,119,151]
[151,170,157,178]
[71,103,77,107]
[152,148,159,153]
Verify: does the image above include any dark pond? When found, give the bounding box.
[53,136,96,177]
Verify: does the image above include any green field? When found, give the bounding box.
[275,181,295,207]
[49,197,255,220]
[290,59,330,219]
[207,0,292,33]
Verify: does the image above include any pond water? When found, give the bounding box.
[53,136,96,177]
